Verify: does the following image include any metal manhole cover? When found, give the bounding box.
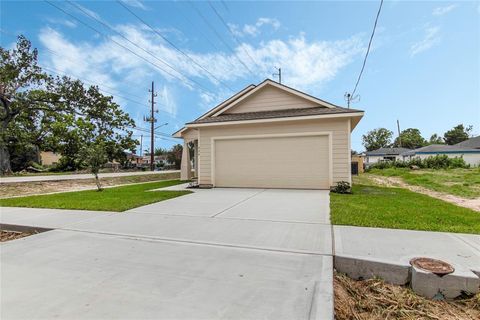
[410,257,455,275]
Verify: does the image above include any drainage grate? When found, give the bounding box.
[410,257,455,276]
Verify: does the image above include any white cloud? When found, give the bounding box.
[46,18,77,28]
[432,4,457,16]
[121,0,147,10]
[38,24,364,114]
[410,26,441,56]
[158,86,177,117]
[228,17,281,37]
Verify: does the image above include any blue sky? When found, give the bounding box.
[1,0,479,152]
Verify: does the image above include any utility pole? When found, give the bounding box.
[144,81,157,171]
[273,67,281,84]
[397,119,402,147]
[140,135,143,156]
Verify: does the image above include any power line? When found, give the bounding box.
[45,0,217,99]
[207,1,261,70]
[65,0,218,98]
[346,0,384,107]
[187,1,256,78]
[116,0,235,93]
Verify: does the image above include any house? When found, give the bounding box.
[173,79,364,189]
[455,136,480,149]
[39,151,61,166]
[364,147,411,167]
[401,144,480,167]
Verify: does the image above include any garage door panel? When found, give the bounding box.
[214,135,330,189]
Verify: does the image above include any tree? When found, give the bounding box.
[1,36,136,174]
[167,144,183,169]
[80,140,108,191]
[443,124,472,145]
[429,133,444,145]
[393,128,427,149]
[362,128,393,151]
[154,147,168,156]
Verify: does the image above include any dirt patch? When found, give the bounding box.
[369,176,480,212]
[334,272,480,320]
[0,230,35,242]
[0,172,180,198]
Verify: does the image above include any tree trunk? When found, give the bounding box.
[94,173,103,191]
[0,144,12,175]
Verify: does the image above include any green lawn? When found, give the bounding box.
[0,180,191,212]
[368,167,480,198]
[331,184,480,234]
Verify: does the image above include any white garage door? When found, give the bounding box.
[213,135,330,189]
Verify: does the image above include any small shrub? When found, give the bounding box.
[331,181,352,194]
[367,155,469,171]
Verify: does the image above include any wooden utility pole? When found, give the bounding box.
[145,81,157,171]
[149,82,156,171]
[140,134,143,156]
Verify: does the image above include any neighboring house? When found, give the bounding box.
[126,153,142,166]
[173,79,364,189]
[401,144,480,167]
[364,148,411,167]
[40,151,61,166]
[455,136,480,149]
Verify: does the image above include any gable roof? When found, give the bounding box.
[455,136,480,149]
[173,79,364,137]
[211,79,340,117]
[402,144,480,156]
[187,106,362,125]
[365,147,411,156]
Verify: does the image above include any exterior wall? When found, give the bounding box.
[413,153,480,167]
[365,155,402,166]
[40,151,61,166]
[224,85,319,114]
[197,117,350,187]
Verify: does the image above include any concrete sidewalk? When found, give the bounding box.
[334,225,480,298]
[0,170,179,183]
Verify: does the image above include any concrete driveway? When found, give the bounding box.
[1,187,333,319]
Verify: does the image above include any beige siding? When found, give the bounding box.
[223,85,319,114]
[214,135,329,189]
[198,118,350,187]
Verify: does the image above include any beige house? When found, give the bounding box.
[173,79,364,189]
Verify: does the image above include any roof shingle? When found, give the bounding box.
[187,106,363,125]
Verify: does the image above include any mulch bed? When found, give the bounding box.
[0,230,34,242]
[334,272,480,320]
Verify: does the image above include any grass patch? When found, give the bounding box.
[369,167,480,198]
[0,180,190,212]
[331,184,480,234]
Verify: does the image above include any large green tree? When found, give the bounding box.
[393,128,427,149]
[362,128,393,151]
[429,133,444,145]
[0,36,136,174]
[443,124,472,145]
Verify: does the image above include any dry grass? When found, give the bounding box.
[0,172,180,198]
[0,230,34,242]
[334,272,480,320]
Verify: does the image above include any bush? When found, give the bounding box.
[331,181,352,194]
[367,155,469,171]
